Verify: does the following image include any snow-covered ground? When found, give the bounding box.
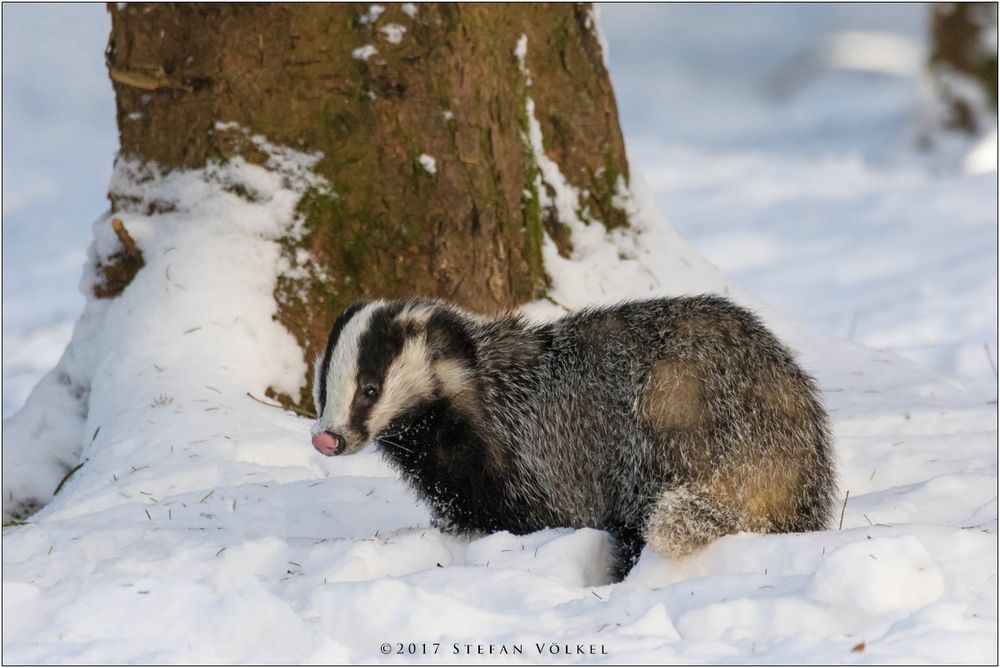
[3,4,997,664]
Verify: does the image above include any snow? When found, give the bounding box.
[401,3,418,19]
[585,6,611,70]
[351,45,377,62]
[810,31,921,78]
[417,154,437,175]
[359,4,384,26]
[2,4,116,419]
[966,130,999,174]
[514,34,528,68]
[2,129,326,524]
[380,23,406,45]
[806,536,945,615]
[514,34,534,86]
[3,4,997,664]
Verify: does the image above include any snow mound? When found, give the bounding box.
[2,133,324,519]
[808,536,945,614]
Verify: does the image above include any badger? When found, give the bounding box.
[310,295,836,578]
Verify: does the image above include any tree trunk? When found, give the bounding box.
[104,2,630,411]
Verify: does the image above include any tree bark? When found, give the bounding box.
[104,2,629,410]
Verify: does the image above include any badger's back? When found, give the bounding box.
[473,296,835,539]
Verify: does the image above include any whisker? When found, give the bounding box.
[376,436,414,454]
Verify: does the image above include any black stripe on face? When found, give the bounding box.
[316,300,368,413]
[348,302,407,439]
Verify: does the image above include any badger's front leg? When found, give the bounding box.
[429,513,488,541]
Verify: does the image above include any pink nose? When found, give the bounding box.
[312,431,344,456]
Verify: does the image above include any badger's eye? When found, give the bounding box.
[363,385,379,399]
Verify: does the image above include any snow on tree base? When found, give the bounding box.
[2,135,996,663]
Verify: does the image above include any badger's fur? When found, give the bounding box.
[311,296,836,578]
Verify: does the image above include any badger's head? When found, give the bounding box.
[310,299,477,456]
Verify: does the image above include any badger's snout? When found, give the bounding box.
[312,430,345,456]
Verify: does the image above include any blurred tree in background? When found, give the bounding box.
[928,2,997,134]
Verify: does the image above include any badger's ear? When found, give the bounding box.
[426,309,476,365]
[398,317,426,339]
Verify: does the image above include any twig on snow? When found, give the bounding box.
[847,312,860,342]
[111,218,142,260]
[53,460,88,496]
[245,392,317,419]
[984,342,998,379]
[838,490,850,530]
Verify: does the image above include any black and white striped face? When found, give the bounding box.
[310,299,474,456]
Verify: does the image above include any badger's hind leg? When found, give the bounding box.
[642,484,743,558]
[636,316,836,557]
[637,354,746,557]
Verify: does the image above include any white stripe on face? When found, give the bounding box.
[311,353,326,424]
[319,301,381,433]
[365,334,433,438]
